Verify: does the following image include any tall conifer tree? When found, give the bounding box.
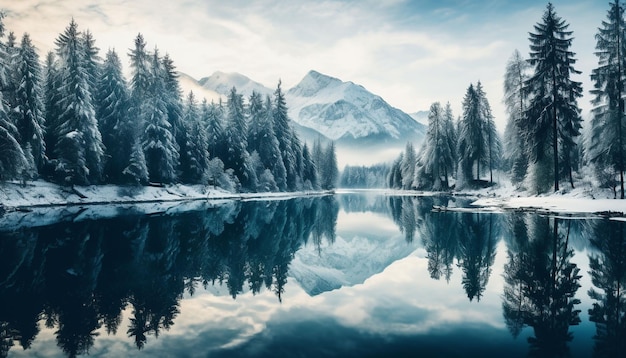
[589,0,626,198]
[524,3,583,192]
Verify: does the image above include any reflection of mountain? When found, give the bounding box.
[290,232,417,296]
[0,197,338,357]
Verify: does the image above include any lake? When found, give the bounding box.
[0,191,623,357]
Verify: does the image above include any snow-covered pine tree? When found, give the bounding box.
[312,138,325,187]
[589,0,626,198]
[388,153,403,189]
[401,142,416,190]
[96,49,132,183]
[443,102,458,180]
[415,102,456,190]
[81,30,100,104]
[43,51,62,165]
[13,33,46,175]
[524,3,583,192]
[301,143,318,190]
[161,53,187,166]
[320,141,338,190]
[129,33,151,104]
[122,137,149,185]
[0,18,28,179]
[141,48,179,183]
[272,80,298,190]
[503,50,531,184]
[53,19,105,184]
[203,99,227,162]
[224,86,256,190]
[246,91,265,154]
[457,84,486,187]
[248,94,286,190]
[476,82,501,184]
[290,128,305,190]
[180,91,209,184]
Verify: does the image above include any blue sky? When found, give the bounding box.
[1,0,609,130]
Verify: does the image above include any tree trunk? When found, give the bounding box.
[552,69,559,192]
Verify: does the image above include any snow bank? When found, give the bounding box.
[469,180,626,215]
[0,180,333,211]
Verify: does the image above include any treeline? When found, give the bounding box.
[340,163,390,188]
[391,2,626,197]
[0,15,338,191]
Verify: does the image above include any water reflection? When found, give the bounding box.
[388,196,498,300]
[3,193,626,357]
[587,219,626,357]
[502,215,582,357]
[0,196,338,357]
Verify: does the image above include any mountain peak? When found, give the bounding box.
[286,71,425,142]
[198,71,272,98]
[291,70,343,97]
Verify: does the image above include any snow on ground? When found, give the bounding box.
[468,175,626,215]
[0,180,332,210]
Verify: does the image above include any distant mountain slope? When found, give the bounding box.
[409,110,429,126]
[177,72,223,103]
[198,71,273,98]
[285,70,426,143]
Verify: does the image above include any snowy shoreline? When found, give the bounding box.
[0,180,333,211]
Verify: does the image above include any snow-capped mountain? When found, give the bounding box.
[285,70,426,143]
[198,71,273,98]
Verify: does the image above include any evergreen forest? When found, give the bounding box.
[0,15,338,192]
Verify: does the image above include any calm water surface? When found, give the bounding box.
[0,192,624,357]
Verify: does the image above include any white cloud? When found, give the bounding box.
[0,0,610,134]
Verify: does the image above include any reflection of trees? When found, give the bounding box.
[389,196,451,243]
[0,196,338,356]
[419,211,458,282]
[587,219,626,357]
[502,215,582,357]
[457,213,498,302]
[388,196,498,295]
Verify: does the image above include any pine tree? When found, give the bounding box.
[13,33,46,174]
[589,0,626,198]
[96,49,131,182]
[223,87,256,190]
[503,50,531,184]
[273,80,297,190]
[416,102,456,190]
[123,137,149,185]
[53,19,105,184]
[248,94,286,190]
[128,33,151,103]
[43,51,62,163]
[524,3,583,192]
[320,141,338,190]
[203,99,226,161]
[401,142,416,190]
[457,84,486,185]
[141,48,179,183]
[476,82,501,184]
[0,21,27,179]
[301,143,318,190]
[161,53,187,166]
[180,91,209,183]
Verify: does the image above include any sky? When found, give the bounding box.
[1,0,609,131]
